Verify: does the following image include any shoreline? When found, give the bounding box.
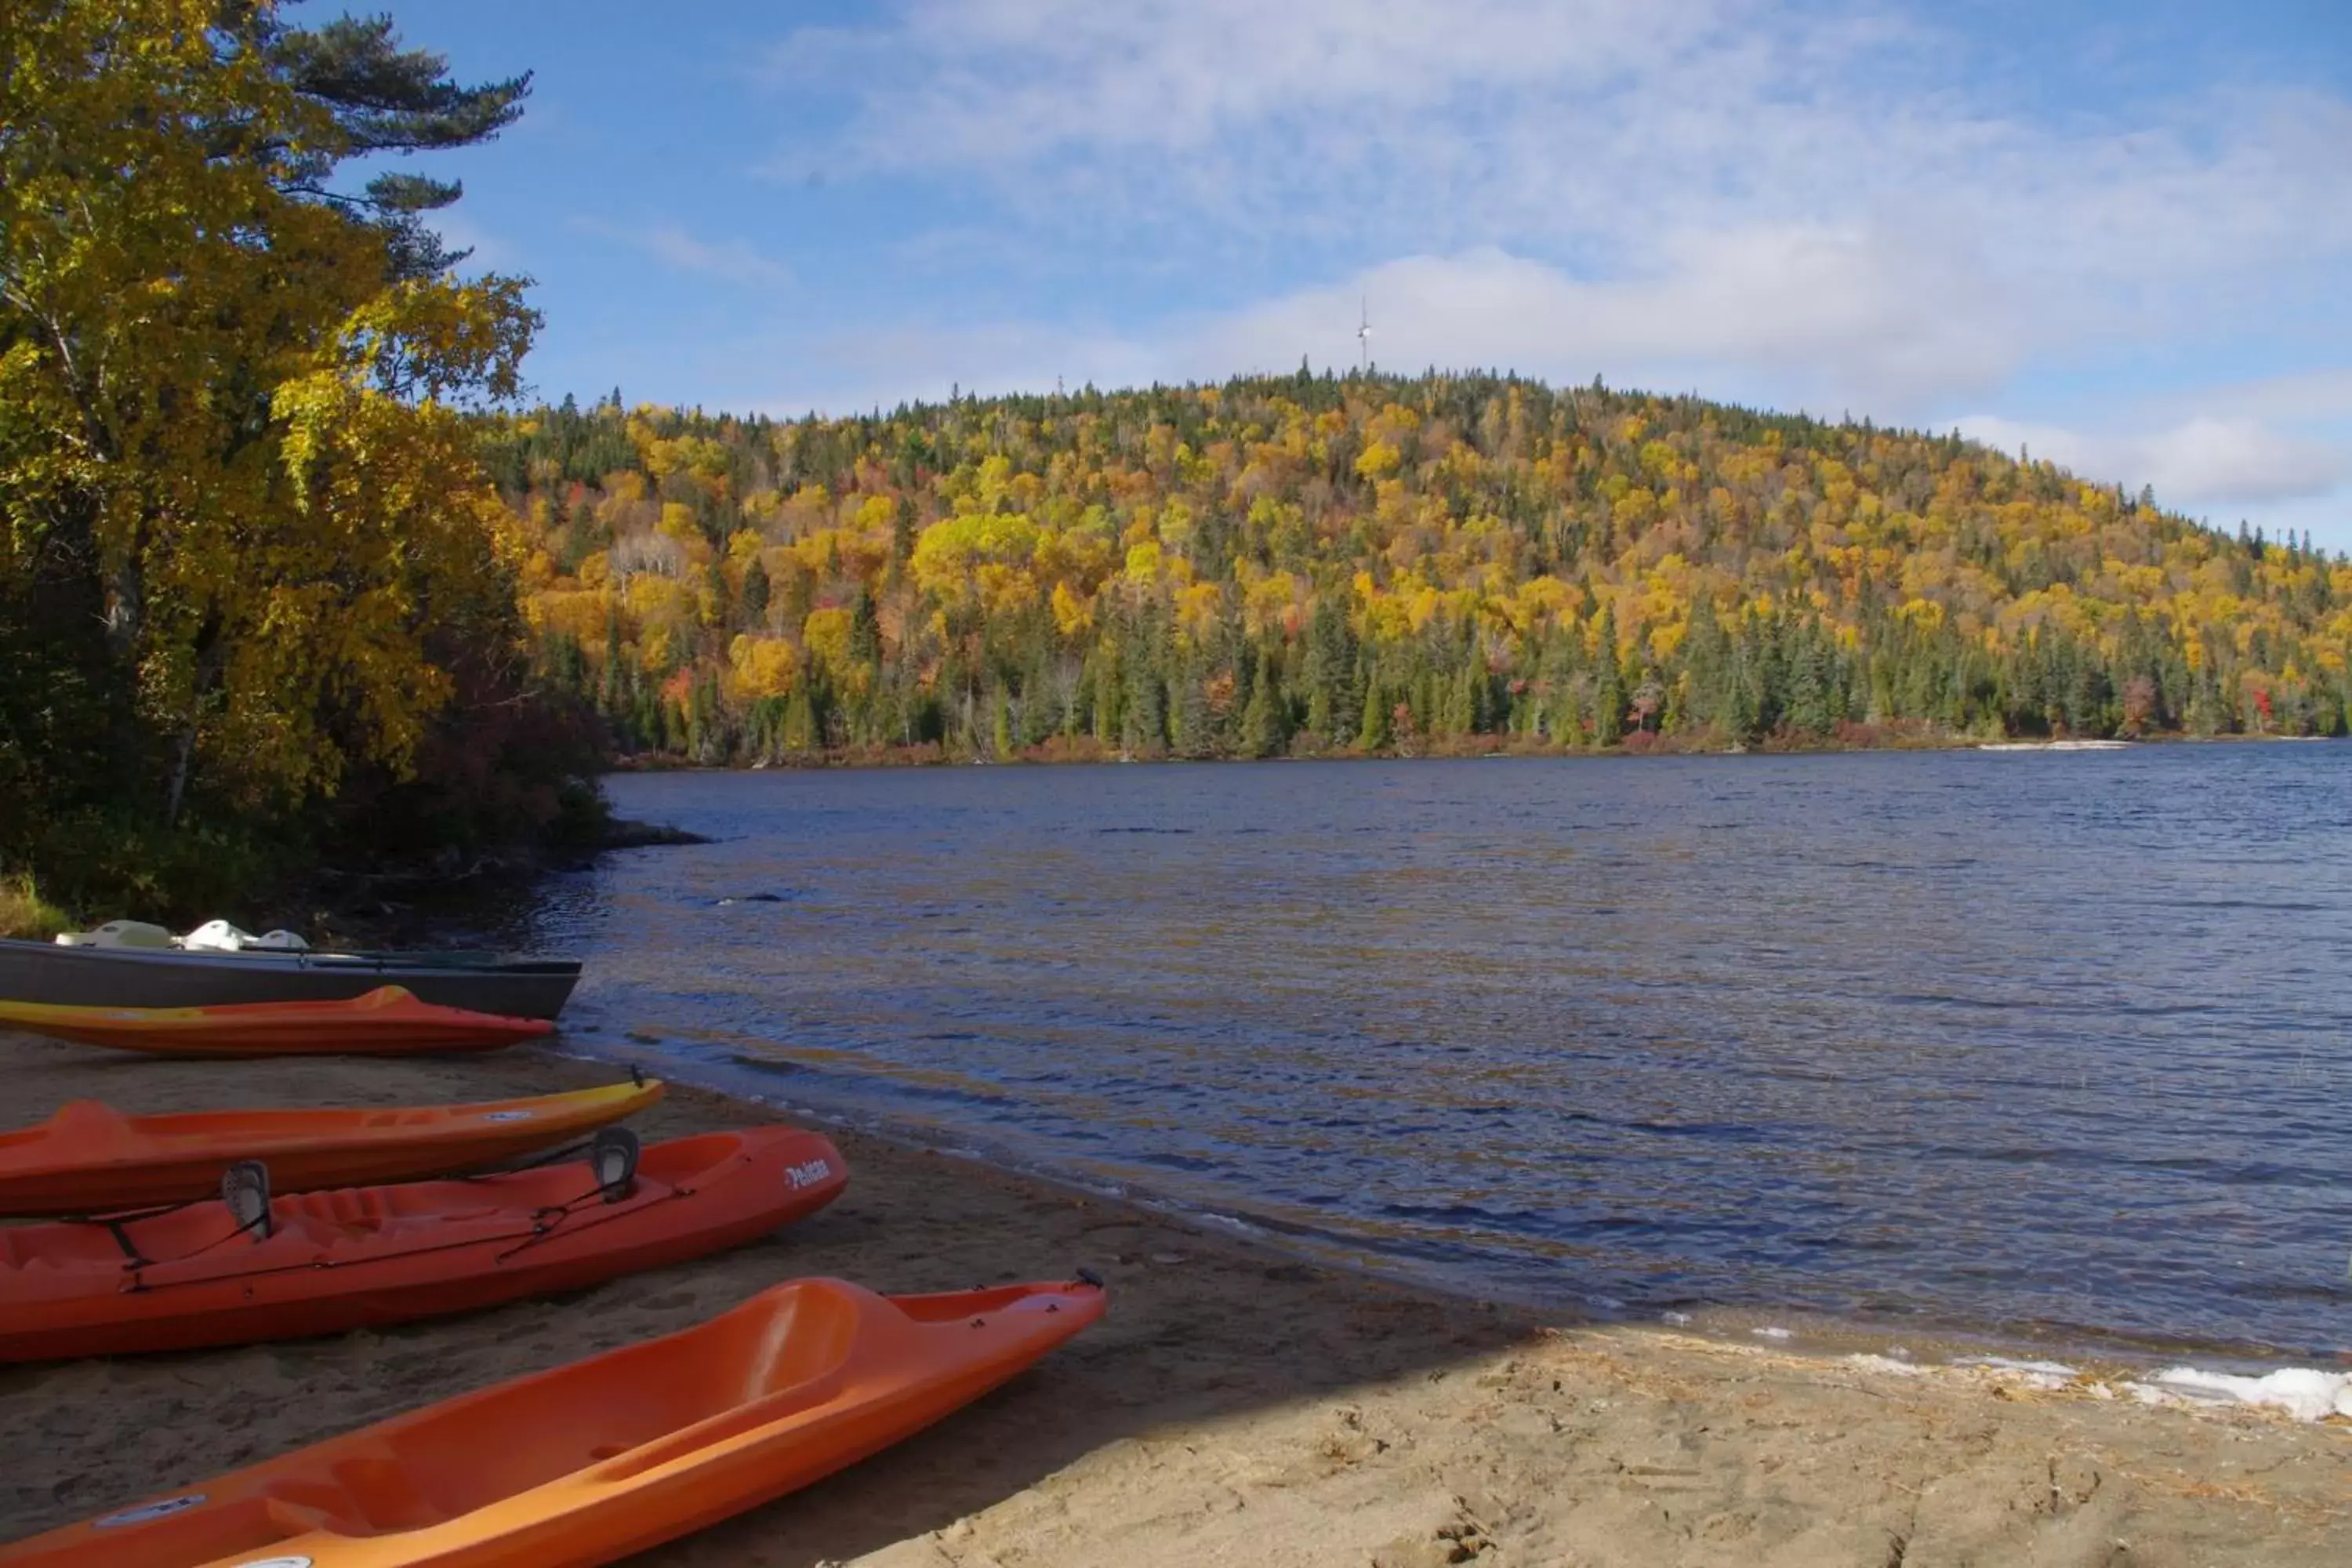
[2,1030,2346,1564]
[553,1033,2347,1381]
[603,727,2346,774]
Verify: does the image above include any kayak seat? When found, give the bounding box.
[326,1454,448,1531]
[590,1283,868,1484]
[0,1229,46,1272]
[742,1282,865,1399]
[337,1283,873,1512]
[274,1186,400,1241]
[249,1453,445,1534]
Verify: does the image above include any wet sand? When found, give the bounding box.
[1,1031,2345,1566]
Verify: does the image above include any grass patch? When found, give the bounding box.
[0,873,72,940]
[6,811,292,931]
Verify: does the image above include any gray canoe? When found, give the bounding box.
[0,938,579,1021]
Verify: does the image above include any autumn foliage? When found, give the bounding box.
[489,376,2352,764]
[1,2,591,920]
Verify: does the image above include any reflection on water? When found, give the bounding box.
[511,746,2352,1358]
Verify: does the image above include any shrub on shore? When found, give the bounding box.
[0,876,70,942]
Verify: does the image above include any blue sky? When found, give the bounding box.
[375,0,2352,547]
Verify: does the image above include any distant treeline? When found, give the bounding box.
[485,372,2352,764]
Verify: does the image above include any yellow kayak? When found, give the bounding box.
[0,1078,665,1215]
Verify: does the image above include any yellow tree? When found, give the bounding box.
[1,1,538,840]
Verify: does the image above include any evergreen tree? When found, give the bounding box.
[1017,644,1058,747]
[739,556,771,626]
[1592,607,1626,745]
[599,615,627,721]
[254,11,533,278]
[893,496,918,563]
[1303,593,1360,746]
[1680,596,1729,733]
[849,585,882,666]
[1091,637,1125,747]
[1358,678,1392,750]
[1121,605,1167,753]
[1172,653,1213,759]
[558,495,597,572]
[1443,665,1478,738]
[1788,626,1831,734]
[1241,646,1288,757]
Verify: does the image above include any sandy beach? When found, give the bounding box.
[1,1029,2345,1566]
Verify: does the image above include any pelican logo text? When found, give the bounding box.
[786,1158,833,1190]
[96,1494,205,1528]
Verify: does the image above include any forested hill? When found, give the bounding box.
[482,373,2352,763]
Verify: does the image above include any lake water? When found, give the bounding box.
[508,745,2352,1360]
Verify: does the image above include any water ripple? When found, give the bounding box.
[510,746,2352,1359]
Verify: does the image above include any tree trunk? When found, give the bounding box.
[103,554,143,662]
[162,644,221,829]
[163,713,198,829]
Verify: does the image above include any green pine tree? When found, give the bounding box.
[1357,678,1392,751]
[739,556,770,626]
[1592,606,1626,745]
[1241,647,1288,757]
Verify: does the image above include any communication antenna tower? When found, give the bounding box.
[1357,296,1373,374]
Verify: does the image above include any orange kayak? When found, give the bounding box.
[0,1080,666,1218]
[0,984,553,1055]
[0,1272,1103,1567]
[0,1127,846,1361]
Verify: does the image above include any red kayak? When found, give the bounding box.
[0,985,552,1055]
[0,1127,848,1360]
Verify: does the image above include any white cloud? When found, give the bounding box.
[762,0,2352,416]
[575,220,793,289]
[1192,238,2021,408]
[2151,368,2352,427]
[757,238,2016,423]
[777,0,1717,165]
[1955,414,2348,509]
[769,1,2352,275]
[1957,361,2352,527]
